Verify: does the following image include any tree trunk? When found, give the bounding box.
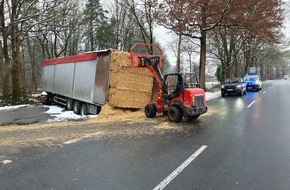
[176,34,182,72]
[0,0,11,97]
[244,47,250,74]
[26,35,38,91]
[199,30,207,91]
[260,64,264,80]
[11,0,23,103]
[0,40,3,91]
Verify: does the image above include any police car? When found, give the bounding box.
[243,73,262,91]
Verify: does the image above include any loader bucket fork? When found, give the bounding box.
[129,43,164,89]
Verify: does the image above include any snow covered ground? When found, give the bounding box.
[0,91,221,123]
[43,105,97,122]
[206,91,221,101]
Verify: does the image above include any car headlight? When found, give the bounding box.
[221,85,225,89]
[236,85,242,88]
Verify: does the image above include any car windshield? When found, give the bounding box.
[244,75,259,81]
[224,78,240,84]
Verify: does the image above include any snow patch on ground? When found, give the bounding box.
[206,91,221,101]
[44,105,97,122]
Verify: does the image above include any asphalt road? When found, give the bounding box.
[1,80,290,190]
[0,105,53,125]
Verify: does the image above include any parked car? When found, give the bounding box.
[243,74,262,91]
[221,78,246,97]
[283,75,288,80]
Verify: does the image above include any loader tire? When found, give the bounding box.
[145,104,157,118]
[168,106,183,122]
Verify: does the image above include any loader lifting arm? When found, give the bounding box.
[129,43,164,89]
[139,56,164,89]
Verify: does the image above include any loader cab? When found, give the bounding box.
[164,73,183,92]
[163,73,199,94]
[163,72,200,102]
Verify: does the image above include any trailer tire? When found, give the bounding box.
[73,100,81,115]
[97,106,102,114]
[145,104,157,118]
[168,106,183,122]
[66,98,74,111]
[80,103,88,116]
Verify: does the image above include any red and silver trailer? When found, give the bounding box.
[40,50,112,115]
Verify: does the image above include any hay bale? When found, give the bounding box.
[111,52,139,72]
[108,52,154,109]
[109,88,152,109]
[111,52,131,72]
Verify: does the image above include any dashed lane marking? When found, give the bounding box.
[263,91,267,94]
[0,160,12,165]
[153,145,208,190]
[63,132,103,145]
[247,101,256,108]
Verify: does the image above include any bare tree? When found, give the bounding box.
[124,0,157,53]
[107,0,143,50]
[155,0,283,90]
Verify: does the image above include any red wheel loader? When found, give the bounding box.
[130,43,207,122]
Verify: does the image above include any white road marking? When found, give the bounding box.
[247,101,256,108]
[153,145,207,190]
[63,132,103,145]
[263,91,267,94]
[0,160,12,165]
[63,138,83,145]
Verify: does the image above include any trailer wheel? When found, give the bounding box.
[97,106,102,114]
[66,98,74,111]
[145,104,157,118]
[80,104,88,116]
[73,100,81,114]
[168,106,183,122]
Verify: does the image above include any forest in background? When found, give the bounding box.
[0,0,289,105]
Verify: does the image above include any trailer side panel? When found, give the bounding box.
[54,63,75,97]
[41,51,111,107]
[73,59,97,103]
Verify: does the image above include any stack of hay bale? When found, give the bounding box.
[108,52,154,109]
